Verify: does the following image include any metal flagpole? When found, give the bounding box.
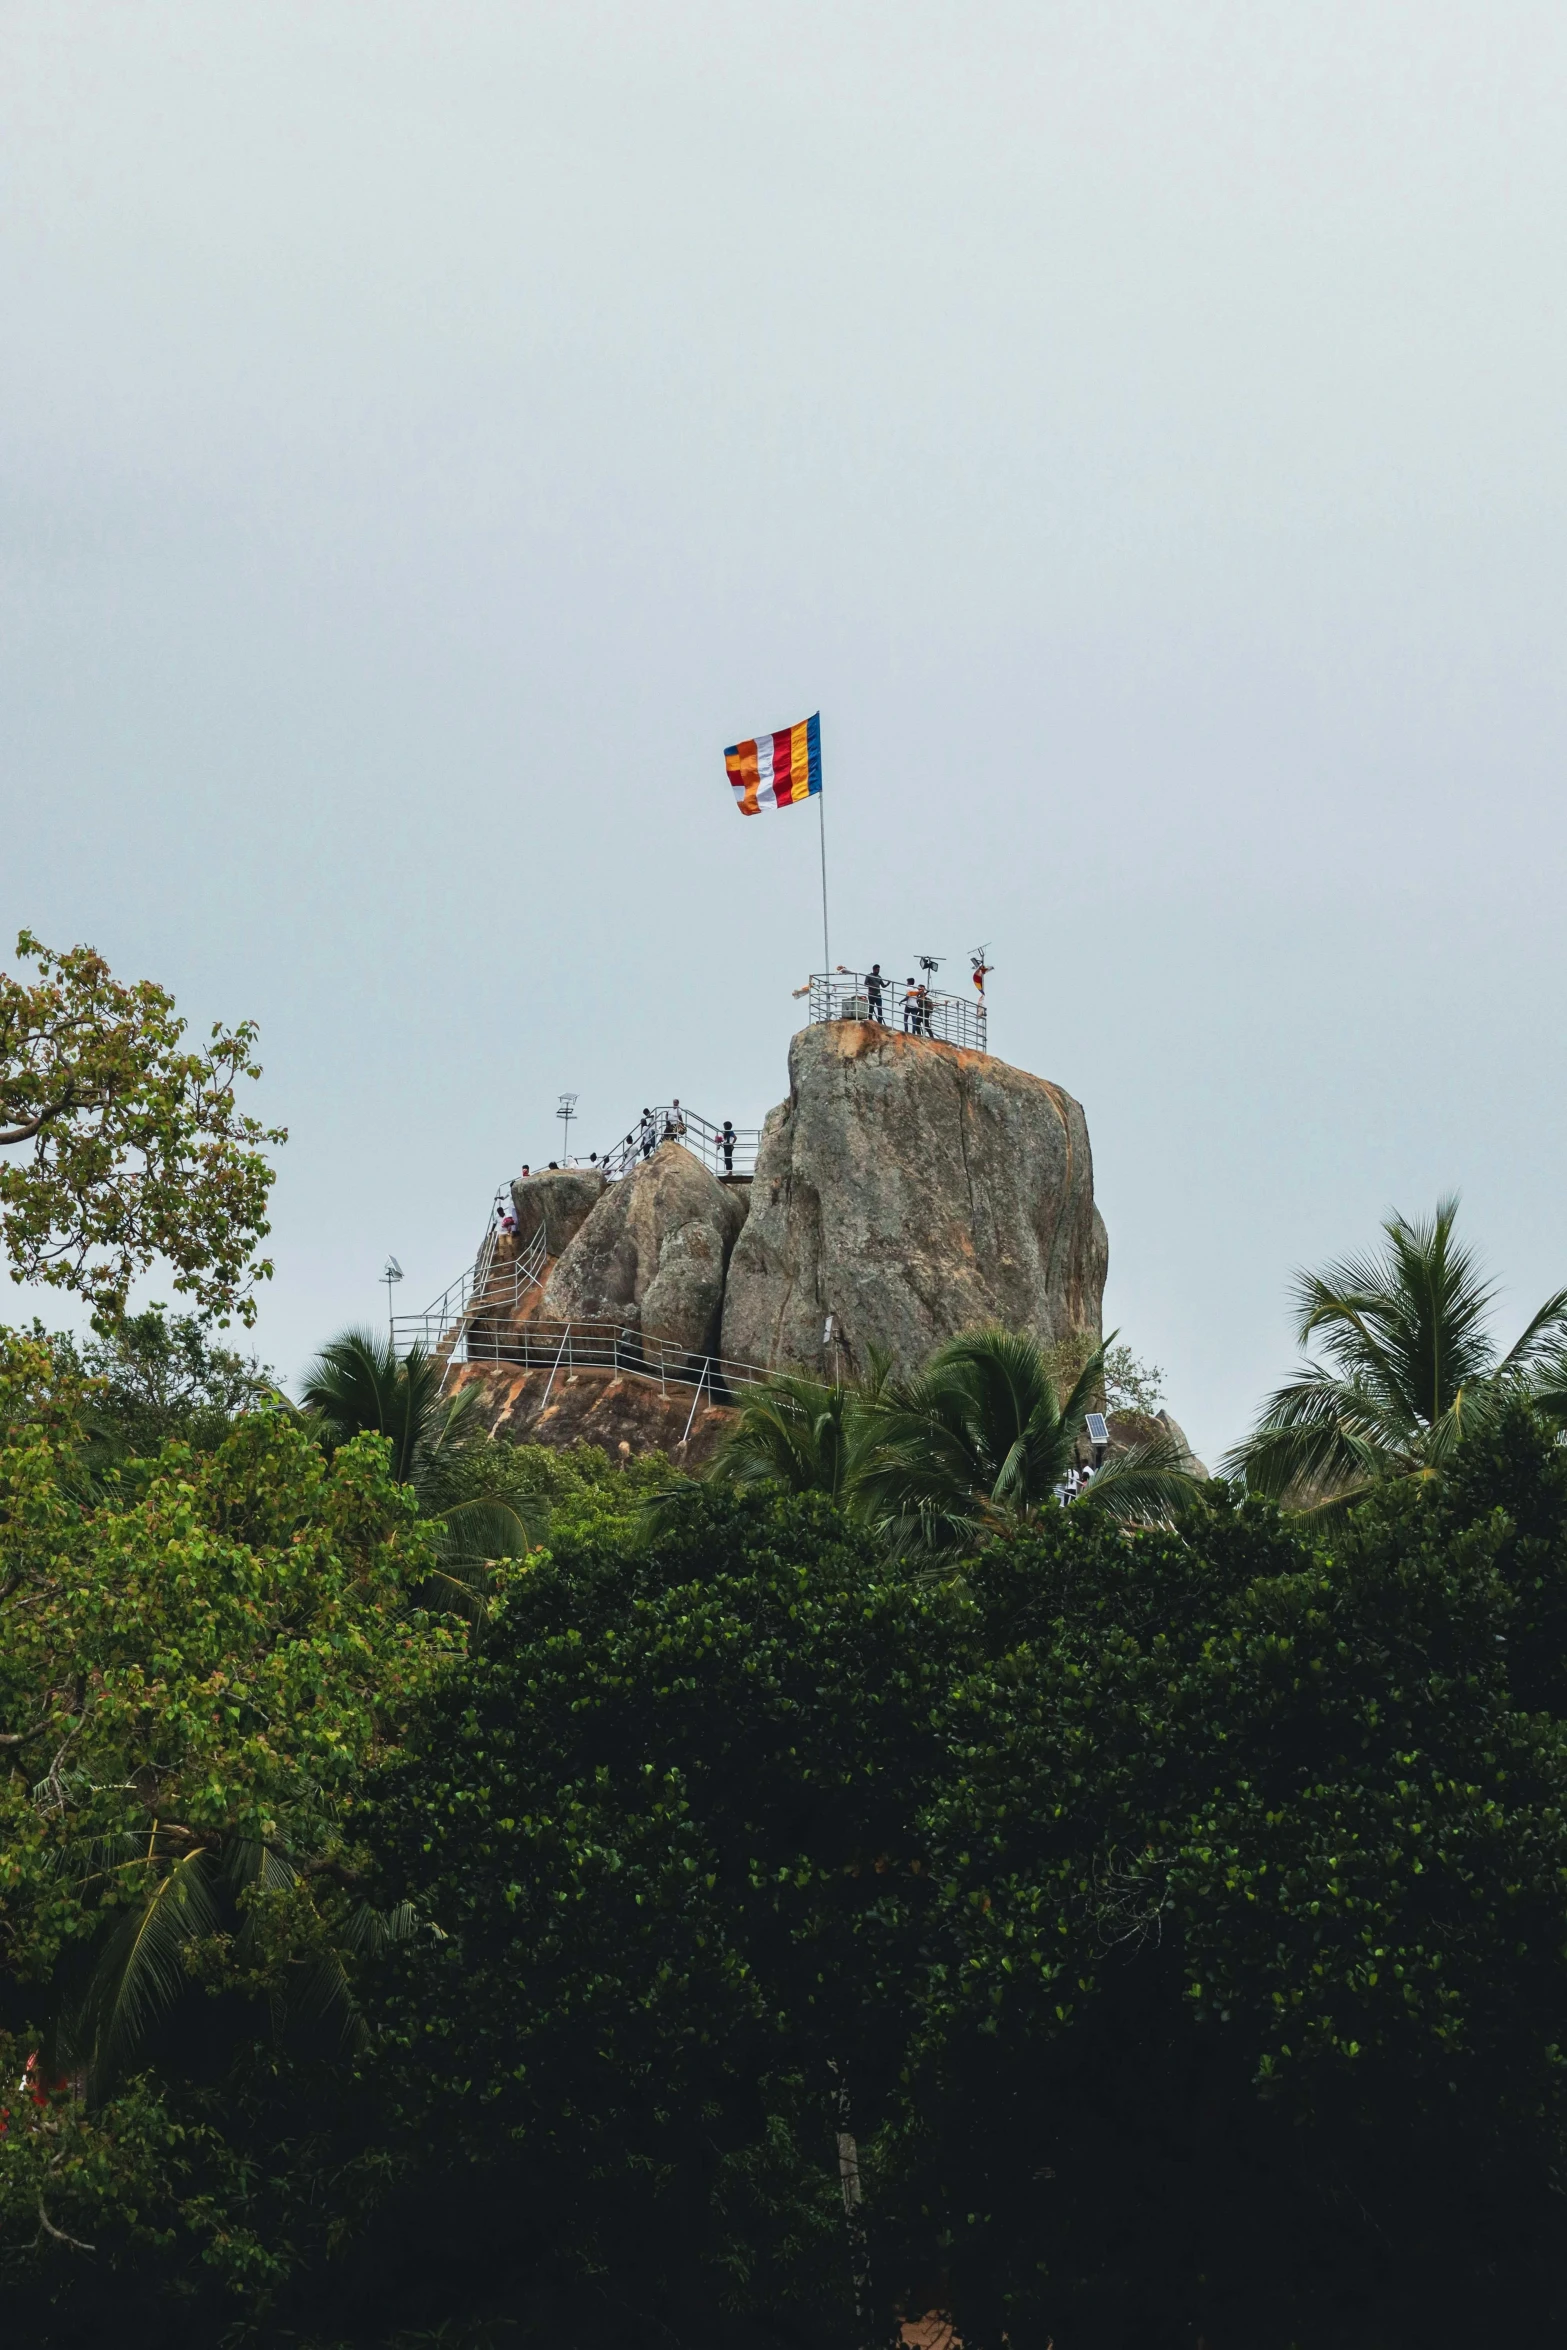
[817,782,830,974]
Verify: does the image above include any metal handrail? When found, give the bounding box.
[591,1103,759,1181]
[393,1215,548,1359]
[462,1315,775,1398]
[808,968,989,1054]
[390,1302,776,1405]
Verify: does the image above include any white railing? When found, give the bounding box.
[590,1104,759,1181]
[809,969,989,1054]
[391,1209,548,1359]
[450,1314,773,1432]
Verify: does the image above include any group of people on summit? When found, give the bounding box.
[863,965,933,1035]
[500,951,996,1230]
[861,952,991,1035]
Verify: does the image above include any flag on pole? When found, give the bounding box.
[724,711,821,816]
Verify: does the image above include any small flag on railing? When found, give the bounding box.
[724,712,821,816]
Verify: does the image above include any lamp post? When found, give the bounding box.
[382,1256,403,1342]
[557,1091,578,1162]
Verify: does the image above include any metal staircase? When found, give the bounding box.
[390,1173,775,1426]
[391,1195,548,1360]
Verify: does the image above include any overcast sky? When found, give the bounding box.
[4,0,1565,1460]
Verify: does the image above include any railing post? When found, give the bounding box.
[681,1356,712,1448]
[541,1322,571,1410]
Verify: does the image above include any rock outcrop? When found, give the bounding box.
[1108,1408,1210,1481]
[720,1021,1107,1380]
[446,1359,735,1466]
[511,1168,605,1259]
[541,1142,747,1356]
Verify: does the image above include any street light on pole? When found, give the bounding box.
[382,1256,403,1341]
[557,1092,578,1162]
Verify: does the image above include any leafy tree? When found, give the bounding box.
[297,1327,542,1609]
[0,1325,469,2320]
[346,1416,1567,2349]
[428,1420,676,1544]
[855,1326,1201,1552]
[0,931,285,1325]
[1101,1338,1166,1416]
[351,1487,965,2350]
[45,1305,278,1472]
[881,1421,1567,2346]
[1224,1195,1567,1509]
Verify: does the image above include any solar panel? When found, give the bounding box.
[1084,1412,1109,1448]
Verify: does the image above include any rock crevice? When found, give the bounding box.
[541,1142,747,1359]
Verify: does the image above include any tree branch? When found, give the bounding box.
[37,2194,95,2254]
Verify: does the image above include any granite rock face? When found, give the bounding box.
[541,1142,746,1356]
[510,1168,605,1260]
[720,1021,1108,1379]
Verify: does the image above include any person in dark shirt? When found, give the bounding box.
[720,1119,737,1175]
[866,963,885,1021]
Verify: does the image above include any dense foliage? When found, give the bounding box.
[0,1326,464,2329]
[331,1435,1567,2347]
[706,1327,1202,1546]
[9,1309,1567,2347]
[46,1305,279,1471]
[0,932,284,1325]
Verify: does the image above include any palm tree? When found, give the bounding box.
[299,1327,541,1612]
[705,1362,887,1506]
[1223,1197,1567,1511]
[856,1327,1202,1557]
[60,1830,418,2103]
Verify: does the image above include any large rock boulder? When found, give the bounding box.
[720,1021,1108,1380]
[541,1143,746,1356]
[1106,1408,1209,1478]
[510,1168,605,1260]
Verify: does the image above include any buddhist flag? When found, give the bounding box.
[724,711,821,816]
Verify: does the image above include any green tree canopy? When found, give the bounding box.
[355,1485,960,2349]
[856,1326,1201,1551]
[13,1357,1567,2347]
[345,1424,1567,2349]
[297,1327,543,1610]
[0,1327,470,2314]
[46,1304,279,1473]
[705,1363,884,1502]
[0,931,285,1325]
[1225,1195,1567,1508]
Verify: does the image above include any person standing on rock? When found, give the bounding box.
[720,1119,737,1175]
[902,978,919,1033]
[639,1109,656,1159]
[865,964,885,1022]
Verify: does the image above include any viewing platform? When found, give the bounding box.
[808,968,989,1054]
